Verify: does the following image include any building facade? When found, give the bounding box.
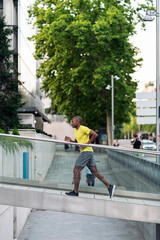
[1,0,50,130]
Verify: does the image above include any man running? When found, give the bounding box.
[65,116,115,199]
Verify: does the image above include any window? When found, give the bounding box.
[0,0,3,9]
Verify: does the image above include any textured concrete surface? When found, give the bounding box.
[18,144,153,239]
[19,210,143,240]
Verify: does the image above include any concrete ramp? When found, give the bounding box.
[0,185,160,224]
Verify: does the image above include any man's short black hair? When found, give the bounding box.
[73,116,82,124]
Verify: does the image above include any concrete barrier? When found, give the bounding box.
[108,150,160,188]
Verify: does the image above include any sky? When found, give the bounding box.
[130,0,156,92]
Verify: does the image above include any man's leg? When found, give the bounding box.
[74,166,84,193]
[66,152,89,197]
[65,165,84,196]
[89,166,115,198]
[89,166,110,188]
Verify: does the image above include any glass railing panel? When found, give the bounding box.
[107,149,160,194]
[45,143,79,185]
[45,143,109,188]
[0,134,159,199]
[0,135,55,184]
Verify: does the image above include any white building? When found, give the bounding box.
[2,0,50,130]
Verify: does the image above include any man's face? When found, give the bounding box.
[71,118,78,128]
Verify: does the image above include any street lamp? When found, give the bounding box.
[106,75,120,146]
[143,3,160,151]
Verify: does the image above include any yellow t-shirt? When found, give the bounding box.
[74,125,93,152]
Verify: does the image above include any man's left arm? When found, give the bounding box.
[86,130,98,144]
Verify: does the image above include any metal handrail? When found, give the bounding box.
[0,133,160,156]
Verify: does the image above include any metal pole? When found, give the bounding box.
[156,0,160,151]
[111,75,114,146]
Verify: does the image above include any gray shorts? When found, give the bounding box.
[75,151,96,167]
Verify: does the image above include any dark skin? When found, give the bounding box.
[65,118,98,150]
[65,117,110,193]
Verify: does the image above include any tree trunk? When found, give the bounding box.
[106,110,112,146]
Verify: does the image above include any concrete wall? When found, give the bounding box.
[14,207,31,239]
[0,205,31,240]
[137,222,160,240]
[44,120,74,140]
[18,113,36,128]
[0,206,13,240]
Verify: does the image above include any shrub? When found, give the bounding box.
[12,128,20,135]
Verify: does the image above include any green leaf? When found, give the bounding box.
[28,0,153,130]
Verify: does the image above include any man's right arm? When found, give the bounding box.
[65,136,77,143]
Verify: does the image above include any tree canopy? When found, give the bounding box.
[28,0,154,130]
[0,16,22,132]
[122,116,156,138]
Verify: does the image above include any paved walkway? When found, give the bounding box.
[19,210,143,240]
[19,144,146,240]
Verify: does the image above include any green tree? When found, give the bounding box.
[141,124,156,135]
[28,0,153,144]
[122,117,156,139]
[0,16,23,132]
[122,116,139,138]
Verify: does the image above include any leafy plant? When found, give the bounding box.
[0,129,5,134]
[0,135,33,154]
[12,128,20,135]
